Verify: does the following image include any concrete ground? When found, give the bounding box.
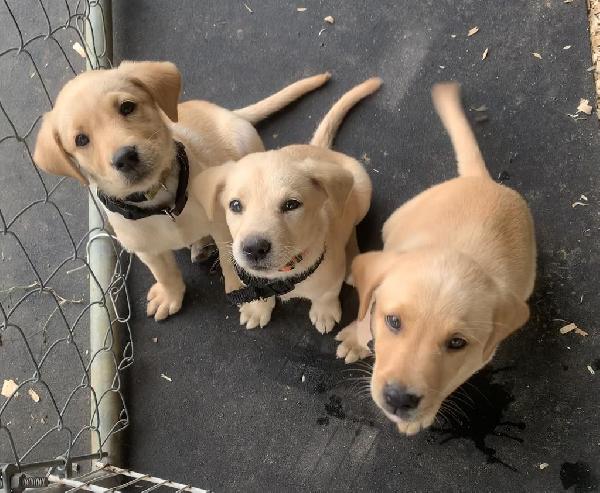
[8,0,598,491]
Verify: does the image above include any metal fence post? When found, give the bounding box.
[85,0,121,467]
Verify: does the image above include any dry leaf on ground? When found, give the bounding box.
[72,42,86,58]
[559,322,588,336]
[28,389,40,403]
[324,15,334,24]
[1,379,18,398]
[482,48,489,60]
[467,26,479,36]
[577,98,593,115]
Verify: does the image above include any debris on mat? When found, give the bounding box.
[161,373,172,382]
[559,322,588,337]
[540,463,550,470]
[324,15,334,24]
[587,365,595,375]
[532,52,542,59]
[482,47,489,60]
[576,98,593,115]
[72,42,86,58]
[1,379,18,398]
[28,389,40,403]
[297,7,307,12]
[467,26,479,37]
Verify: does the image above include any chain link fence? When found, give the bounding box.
[0,0,132,486]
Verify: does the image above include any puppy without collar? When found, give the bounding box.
[33,61,331,321]
[197,78,381,331]
[336,82,536,435]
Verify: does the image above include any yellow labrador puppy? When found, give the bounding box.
[336,82,536,435]
[33,61,330,322]
[197,78,381,331]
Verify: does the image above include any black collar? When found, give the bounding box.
[227,249,326,305]
[97,141,189,221]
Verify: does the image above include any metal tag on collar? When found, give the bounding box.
[163,208,176,222]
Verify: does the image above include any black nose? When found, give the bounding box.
[242,236,272,262]
[383,383,422,416]
[112,146,139,172]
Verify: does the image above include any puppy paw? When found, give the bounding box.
[147,281,185,321]
[335,322,371,363]
[309,299,341,334]
[239,297,276,329]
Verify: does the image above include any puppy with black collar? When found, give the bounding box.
[33,61,331,324]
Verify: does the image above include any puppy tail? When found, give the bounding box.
[310,77,382,148]
[431,82,490,178]
[233,72,331,124]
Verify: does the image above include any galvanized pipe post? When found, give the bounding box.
[85,0,121,467]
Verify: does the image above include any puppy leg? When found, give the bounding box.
[211,223,276,329]
[308,284,343,334]
[239,297,276,329]
[137,251,185,321]
[335,317,372,364]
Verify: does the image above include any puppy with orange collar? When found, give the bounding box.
[336,82,536,435]
[197,78,380,331]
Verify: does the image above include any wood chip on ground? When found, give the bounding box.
[559,322,588,336]
[28,389,40,403]
[324,15,334,24]
[467,26,479,37]
[482,47,489,60]
[72,42,86,58]
[1,379,18,398]
[577,98,593,115]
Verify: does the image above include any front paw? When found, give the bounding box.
[335,321,371,363]
[147,281,185,321]
[239,297,276,329]
[309,299,341,334]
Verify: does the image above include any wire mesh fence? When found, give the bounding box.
[0,0,131,482]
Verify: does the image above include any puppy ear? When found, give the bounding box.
[353,251,398,320]
[33,112,88,184]
[118,61,181,122]
[483,290,530,361]
[192,163,231,221]
[303,159,354,213]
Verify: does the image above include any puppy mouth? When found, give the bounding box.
[236,248,308,275]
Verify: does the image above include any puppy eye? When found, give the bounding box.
[446,337,468,351]
[384,314,401,333]
[229,199,243,213]
[75,134,89,147]
[119,100,136,116]
[281,199,302,212]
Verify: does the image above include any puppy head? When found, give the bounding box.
[353,248,529,435]
[198,151,353,276]
[33,61,181,197]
